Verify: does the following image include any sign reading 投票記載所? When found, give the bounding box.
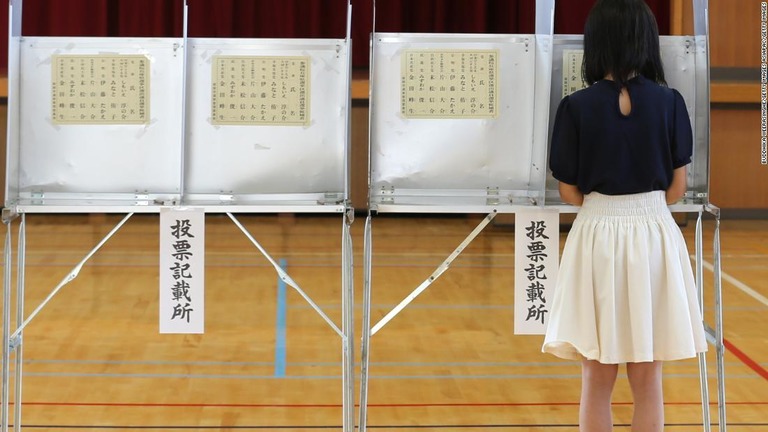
[514,210,559,335]
[160,208,205,334]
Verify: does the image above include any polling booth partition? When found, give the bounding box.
[1,0,724,430]
[360,0,724,431]
[1,1,355,431]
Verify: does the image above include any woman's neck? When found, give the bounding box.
[603,72,638,82]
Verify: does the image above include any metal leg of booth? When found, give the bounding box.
[710,206,726,431]
[342,209,355,432]
[11,216,25,432]
[695,211,712,432]
[1,212,133,431]
[228,212,354,432]
[2,214,15,432]
[359,215,373,432]
[696,205,727,432]
[0,214,30,432]
[358,212,497,432]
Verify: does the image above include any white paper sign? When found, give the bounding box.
[160,208,205,334]
[514,210,559,335]
[562,49,588,98]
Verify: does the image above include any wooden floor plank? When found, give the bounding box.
[0,214,765,430]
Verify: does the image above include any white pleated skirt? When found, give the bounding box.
[542,191,707,364]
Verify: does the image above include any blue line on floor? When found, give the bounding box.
[274,258,288,378]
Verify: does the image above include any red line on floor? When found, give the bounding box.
[13,401,768,408]
[724,338,768,381]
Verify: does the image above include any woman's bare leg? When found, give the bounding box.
[580,358,619,432]
[626,361,664,432]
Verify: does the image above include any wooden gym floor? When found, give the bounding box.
[0,213,765,430]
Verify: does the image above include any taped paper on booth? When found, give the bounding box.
[562,49,588,98]
[52,54,150,124]
[212,56,310,126]
[401,49,498,119]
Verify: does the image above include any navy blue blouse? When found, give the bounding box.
[549,75,693,195]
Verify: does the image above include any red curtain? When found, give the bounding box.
[0,0,671,73]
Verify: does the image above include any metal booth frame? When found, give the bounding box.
[1,1,356,431]
[359,1,726,431]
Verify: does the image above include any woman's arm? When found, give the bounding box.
[666,166,687,204]
[558,182,584,206]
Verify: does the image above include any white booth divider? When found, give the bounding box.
[15,38,184,204]
[369,33,545,209]
[1,0,726,430]
[360,1,725,431]
[1,1,355,431]
[184,38,350,206]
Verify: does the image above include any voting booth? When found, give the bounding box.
[1,1,355,431]
[368,32,548,211]
[1,0,726,430]
[547,34,710,202]
[359,1,725,431]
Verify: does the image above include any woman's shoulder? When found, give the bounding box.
[631,78,690,121]
[633,76,683,100]
[569,82,604,99]
[560,83,603,109]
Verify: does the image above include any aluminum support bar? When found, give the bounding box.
[341,211,355,432]
[12,216,25,432]
[345,1,352,43]
[370,211,497,336]
[2,220,12,432]
[695,211,704,312]
[359,215,373,432]
[704,324,716,345]
[178,0,189,200]
[713,215,726,431]
[9,213,134,342]
[535,0,554,35]
[227,213,343,338]
[694,211,711,432]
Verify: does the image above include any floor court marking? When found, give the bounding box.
[12,371,762,380]
[5,423,767,430]
[11,401,768,408]
[4,229,766,423]
[694,257,768,381]
[22,359,756,368]
[274,258,288,377]
[699,258,768,307]
[723,339,768,381]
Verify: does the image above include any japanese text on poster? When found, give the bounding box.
[212,56,310,126]
[52,54,149,124]
[401,49,498,119]
[160,208,205,334]
[562,49,588,98]
[514,210,559,335]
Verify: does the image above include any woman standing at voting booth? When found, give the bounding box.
[541,0,707,431]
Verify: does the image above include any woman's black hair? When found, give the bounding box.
[582,0,666,87]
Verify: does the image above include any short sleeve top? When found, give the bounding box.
[548,75,693,195]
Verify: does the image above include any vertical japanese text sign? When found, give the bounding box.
[514,210,559,335]
[160,208,205,334]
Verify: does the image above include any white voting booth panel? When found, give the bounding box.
[184,38,350,207]
[5,39,351,213]
[360,1,558,428]
[369,34,548,210]
[2,1,355,432]
[361,1,725,432]
[546,35,710,204]
[2,0,354,215]
[8,37,185,209]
